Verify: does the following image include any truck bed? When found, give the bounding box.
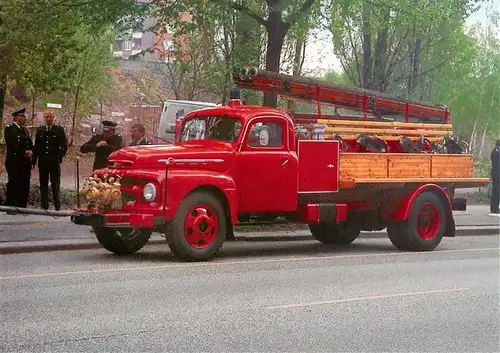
[339,153,489,188]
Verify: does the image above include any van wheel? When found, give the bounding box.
[387,191,446,251]
[166,191,226,261]
[94,227,152,255]
[309,223,360,245]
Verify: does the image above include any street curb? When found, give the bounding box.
[0,227,498,255]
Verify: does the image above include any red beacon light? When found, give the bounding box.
[228,87,242,107]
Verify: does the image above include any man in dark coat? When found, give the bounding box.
[32,110,68,210]
[3,108,34,210]
[490,139,500,214]
[80,120,123,170]
[128,123,151,146]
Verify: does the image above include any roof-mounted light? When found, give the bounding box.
[228,87,242,107]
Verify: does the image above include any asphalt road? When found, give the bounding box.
[1,236,499,352]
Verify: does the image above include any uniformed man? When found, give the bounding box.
[32,110,68,210]
[128,123,151,146]
[80,120,123,170]
[3,108,34,209]
[490,139,500,214]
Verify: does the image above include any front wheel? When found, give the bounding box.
[387,191,446,251]
[309,223,360,245]
[166,191,227,261]
[94,227,152,255]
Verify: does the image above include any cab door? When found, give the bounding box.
[238,117,298,213]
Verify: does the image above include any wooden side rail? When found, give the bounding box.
[323,126,449,137]
[323,134,443,143]
[339,153,478,187]
[307,118,458,153]
[319,119,452,138]
[318,119,453,130]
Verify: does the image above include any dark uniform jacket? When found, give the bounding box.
[492,146,500,183]
[129,138,151,146]
[33,125,68,165]
[80,134,123,170]
[4,123,34,168]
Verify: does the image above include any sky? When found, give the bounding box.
[302,0,499,76]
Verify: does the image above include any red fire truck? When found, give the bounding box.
[71,69,489,261]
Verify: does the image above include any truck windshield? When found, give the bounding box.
[178,116,242,143]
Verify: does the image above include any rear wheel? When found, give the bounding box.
[387,191,446,251]
[166,191,226,261]
[94,227,152,255]
[309,223,360,245]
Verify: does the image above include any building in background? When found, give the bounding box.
[112,0,190,62]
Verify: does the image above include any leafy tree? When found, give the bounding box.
[0,0,147,139]
[153,0,319,107]
[326,0,480,95]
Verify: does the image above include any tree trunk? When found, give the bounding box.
[373,27,388,91]
[70,55,88,147]
[478,116,491,160]
[470,117,479,155]
[362,2,372,89]
[408,38,422,96]
[31,92,36,127]
[263,12,289,107]
[0,75,6,143]
[293,39,304,76]
[373,9,389,91]
[221,21,232,104]
[289,38,305,112]
[70,86,80,148]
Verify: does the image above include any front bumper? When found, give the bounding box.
[71,211,165,228]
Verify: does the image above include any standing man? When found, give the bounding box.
[80,120,123,170]
[32,110,68,210]
[129,123,151,146]
[3,108,34,209]
[490,139,500,214]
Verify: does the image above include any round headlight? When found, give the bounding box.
[143,183,157,201]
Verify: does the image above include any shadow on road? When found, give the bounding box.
[83,240,399,264]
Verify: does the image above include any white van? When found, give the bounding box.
[158,100,218,143]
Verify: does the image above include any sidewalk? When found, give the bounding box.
[0,205,498,254]
[1,204,498,227]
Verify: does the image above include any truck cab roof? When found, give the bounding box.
[182,100,293,125]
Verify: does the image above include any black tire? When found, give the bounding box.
[309,223,360,245]
[387,191,446,251]
[166,191,226,262]
[94,227,152,255]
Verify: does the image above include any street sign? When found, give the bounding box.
[47,103,62,109]
[111,111,125,117]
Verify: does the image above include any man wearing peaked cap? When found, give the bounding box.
[3,108,34,210]
[80,120,123,170]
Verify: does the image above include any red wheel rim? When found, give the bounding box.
[184,204,219,248]
[417,202,440,240]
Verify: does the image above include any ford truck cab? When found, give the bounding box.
[73,90,310,261]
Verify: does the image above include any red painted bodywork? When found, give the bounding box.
[391,184,452,220]
[298,140,339,193]
[82,99,456,230]
[299,203,348,224]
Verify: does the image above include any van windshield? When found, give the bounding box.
[178,116,242,143]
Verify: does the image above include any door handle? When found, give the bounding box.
[281,158,289,167]
[327,164,334,169]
